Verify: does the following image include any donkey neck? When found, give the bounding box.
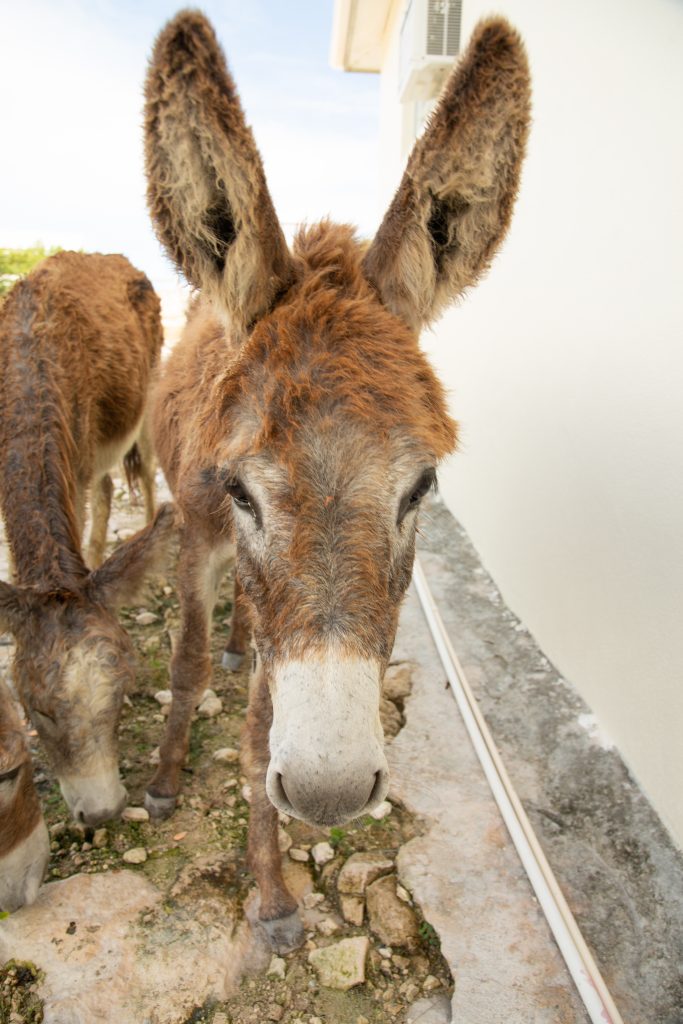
[0,284,89,590]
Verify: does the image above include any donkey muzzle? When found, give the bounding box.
[266,653,389,826]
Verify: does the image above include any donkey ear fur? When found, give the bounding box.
[87,503,177,610]
[363,17,531,332]
[145,10,294,334]
[0,580,33,636]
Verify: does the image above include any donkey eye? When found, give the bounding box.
[398,468,437,524]
[0,765,21,785]
[226,480,260,524]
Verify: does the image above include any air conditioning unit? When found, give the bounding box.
[399,0,462,103]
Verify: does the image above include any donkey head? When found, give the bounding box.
[146,13,530,826]
[0,680,49,912]
[0,504,175,825]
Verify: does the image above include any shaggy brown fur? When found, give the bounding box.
[0,252,176,826]
[144,10,530,951]
[0,680,49,912]
[0,681,42,857]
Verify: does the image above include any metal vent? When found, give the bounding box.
[426,0,461,58]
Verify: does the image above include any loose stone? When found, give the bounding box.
[423,974,442,992]
[289,848,310,862]
[278,827,293,853]
[366,875,420,949]
[212,746,239,763]
[340,894,364,926]
[135,611,159,626]
[303,892,325,910]
[267,955,286,980]
[308,936,369,991]
[369,799,392,821]
[154,689,172,706]
[316,917,339,936]
[122,847,148,864]
[337,851,394,895]
[122,806,150,823]
[197,695,223,718]
[311,841,335,865]
[92,829,107,849]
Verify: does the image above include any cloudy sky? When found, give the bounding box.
[1,0,381,290]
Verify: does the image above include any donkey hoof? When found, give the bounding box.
[258,910,305,954]
[144,791,177,819]
[221,650,245,672]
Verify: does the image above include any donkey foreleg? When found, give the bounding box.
[87,473,113,568]
[243,667,304,953]
[221,575,249,671]
[145,531,225,818]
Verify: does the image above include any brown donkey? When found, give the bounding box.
[0,680,49,912]
[0,252,175,826]
[144,12,530,950]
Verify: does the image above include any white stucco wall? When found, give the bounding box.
[376,0,683,846]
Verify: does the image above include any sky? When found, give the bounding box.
[0,0,381,290]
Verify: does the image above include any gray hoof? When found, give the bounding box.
[144,791,177,820]
[221,650,245,671]
[257,910,305,954]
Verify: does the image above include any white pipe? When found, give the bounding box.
[412,557,624,1024]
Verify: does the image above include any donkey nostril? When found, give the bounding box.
[368,768,387,807]
[273,772,294,813]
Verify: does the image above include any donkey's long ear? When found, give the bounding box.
[145,11,293,334]
[87,503,177,610]
[363,18,531,333]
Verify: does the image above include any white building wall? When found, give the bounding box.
[377,0,683,846]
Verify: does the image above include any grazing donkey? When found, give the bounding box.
[144,11,530,950]
[0,252,175,826]
[0,680,49,912]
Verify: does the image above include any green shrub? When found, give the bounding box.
[0,244,61,296]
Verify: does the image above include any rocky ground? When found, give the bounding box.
[0,478,454,1024]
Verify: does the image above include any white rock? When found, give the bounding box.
[311,841,335,866]
[149,746,161,765]
[267,955,286,980]
[121,806,150,823]
[278,827,292,853]
[308,936,369,990]
[135,611,160,626]
[396,883,412,903]
[122,847,147,864]
[241,784,252,803]
[289,848,310,863]
[423,975,442,992]
[303,892,325,910]
[316,917,339,936]
[197,696,223,718]
[212,747,239,763]
[154,689,173,706]
[200,688,216,702]
[369,800,392,821]
[309,937,368,991]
